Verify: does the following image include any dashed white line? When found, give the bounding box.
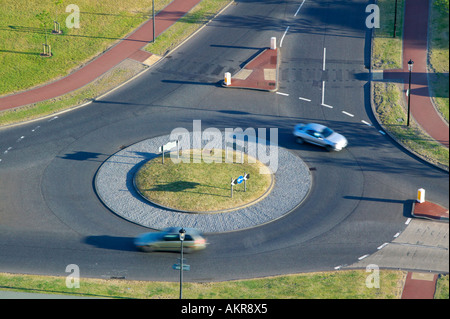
[4,147,12,154]
[298,97,311,102]
[358,254,369,260]
[394,232,401,238]
[405,218,412,225]
[342,111,354,117]
[48,116,58,122]
[276,92,290,96]
[321,81,325,105]
[377,243,389,250]
[378,130,386,135]
[323,47,326,71]
[32,126,40,132]
[321,103,333,109]
[280,26,290,48]
[361,120,372,126]
[294,0,306,16]
[17,136,25,142]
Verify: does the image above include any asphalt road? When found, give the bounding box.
[0,0,448,283]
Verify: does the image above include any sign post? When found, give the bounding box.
[231,178,235,198]
[159,140,178,164]
[231,173,250,197]
[243,173,250,192]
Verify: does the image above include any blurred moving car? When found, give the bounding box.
[134,227,207,253]
[293,123,348,151]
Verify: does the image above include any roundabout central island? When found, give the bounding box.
[95,132,312,233]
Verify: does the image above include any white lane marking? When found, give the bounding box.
[321,81,325,105]
[321,103,333,109]
[17,136,25,142]
[4,147,12,154]
[48,116,58,122]
[361,120,372,126]
[323,47,326,71]
[394,232,401,238]
[405,218,412,225]
[377,243,388,250]
[298,97,311,102]
[358,254,369,260]
[32,126,40,132]
[280,26,290,47]
[276,92,289,96]
[378,130,386,135]
[294,0,306,16]
[342,111,354,117]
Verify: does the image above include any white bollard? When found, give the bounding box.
[224,72,231,86]
[417,188,426,203]
[270,37,277,50]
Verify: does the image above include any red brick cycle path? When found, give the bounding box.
[0,0,203,111]
[383,0,449,148]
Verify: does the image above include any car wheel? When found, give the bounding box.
[296,137,305,144]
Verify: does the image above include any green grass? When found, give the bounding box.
[435,274,449,299]
[0,0,172,96]
[144,0,232,56]
[0,59,146,126]
[0,270,408,299]
[373,82,449,168]
[372,0,405,69]
[372,0,449,169]
[0,0,233,127]
[135,149,272,212]
[428,0,449,123]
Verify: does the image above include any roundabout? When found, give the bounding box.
[95,131,312,233]
[0,0,447,286]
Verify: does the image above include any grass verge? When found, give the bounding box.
[428,0,449,123]
[373,81,449,169]
[371,0,405,69]
[0,0,172,96]
[0,0,233,127]
[144,0,232,56]
[0,270,409,299]
[371,0,449,170]
[0,59,146,126]
[135,149,272,212]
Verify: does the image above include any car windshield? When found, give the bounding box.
[321,127,334,138]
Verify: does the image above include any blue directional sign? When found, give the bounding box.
[173,264,190,271]
[236,176,244,184]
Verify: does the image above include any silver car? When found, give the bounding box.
[293,123,348,151]
[134,227,207,253]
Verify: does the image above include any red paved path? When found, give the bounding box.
[0,0,202,111]
[225,48,279,92]
[401,272,438,299]
[383,0,449,148]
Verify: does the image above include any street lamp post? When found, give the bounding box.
[393,0,398,38]
[407,59,414,127]
[179,228,186,299]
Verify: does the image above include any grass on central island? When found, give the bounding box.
[134,149,273,213]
